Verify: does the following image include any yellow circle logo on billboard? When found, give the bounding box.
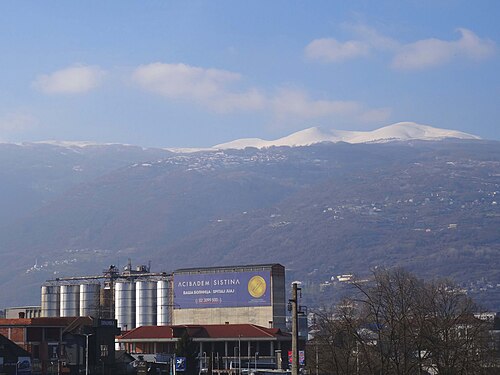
[248,276,266,298]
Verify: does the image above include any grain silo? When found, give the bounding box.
[156,279,171,326]
[60,284,80,317]
[79,282,101,317]
[135,280,157,327]
[115,280,136,331]
[41,284,60,317]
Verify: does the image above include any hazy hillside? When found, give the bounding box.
[0,142,172,226]
[0,139,499,308]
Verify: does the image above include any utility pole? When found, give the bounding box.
[238,335,241,375]
[83,333,93,375]
[290,282,301,375]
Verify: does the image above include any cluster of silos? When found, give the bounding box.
[41,276,172,329]
[41,282,101,318]
[114,278,171,331]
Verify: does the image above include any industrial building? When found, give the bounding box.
[4,306,41,319]
[172,264,286,330]
[40,263,286,331]
[40,263,172,331]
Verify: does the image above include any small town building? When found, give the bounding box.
[0,316,119,375]
[116,323,294,373]
[5,306,42,319]
[0,333,33,374]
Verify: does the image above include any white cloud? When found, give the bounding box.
[392,28,496,70]
[346,24,399,51]
[132,62,390,125]
[132,62,265,112]
[271,88,391,124]
[306,26,496,70]
[33,64,105,94]
[272,88,360,119]
[305,38,370,62]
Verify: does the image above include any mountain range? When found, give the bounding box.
[0,122,498,309]
[213,122,480,149]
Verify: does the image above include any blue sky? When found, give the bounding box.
[0,1,498,147]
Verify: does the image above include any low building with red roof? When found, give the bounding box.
[0,317,120,375]
[117,323,295,372]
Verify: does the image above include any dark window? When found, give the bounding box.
[44,328,60,341]
[32,344,40,359]
[27,327,43,342]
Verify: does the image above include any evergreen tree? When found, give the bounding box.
[175,331,199,375]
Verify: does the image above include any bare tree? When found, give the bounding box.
[308,269,492,375]
[352,269,429,375]
[310,301,358,375]
[421,280,490,375]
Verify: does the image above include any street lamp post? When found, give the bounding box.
[238,335,241,375]
[254,352,259,373]
[233,347,237,363]
[83,333,93,375]
[290,283,301,375]
[247,345,250,374]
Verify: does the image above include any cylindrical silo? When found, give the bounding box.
[60,284,80,317]
[115,281,136,331]
[80,283,101,317]
[157,279,171,326]
[136,280,157,327]
[41,284,60,317]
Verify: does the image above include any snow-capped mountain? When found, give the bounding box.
[0,130,498,308]
[213,122,481,149]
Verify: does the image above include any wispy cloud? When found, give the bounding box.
[33,64,105,94]
[358,107,392,123]
[132,62,390,125]
[306,26,496,70]
[272,88,360,118]
[347,24,399,51]
[392,28,496,70]
[305,38,370,62]
[271,88,391,124]
[0,112,39,141]
[132,62,265,112]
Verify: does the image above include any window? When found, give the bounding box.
[100,345,109,357]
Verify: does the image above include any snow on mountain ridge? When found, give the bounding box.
[213,122,481,149]
[1,122,481,152]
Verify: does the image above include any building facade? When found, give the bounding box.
[0,333,32,375]
[5,306,41,319]
[38,263,287,332]
[116,323,293,373]
[172,264,286,330]
[0,317,119,375]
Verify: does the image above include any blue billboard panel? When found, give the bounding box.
[174,270,271,309]
[175,357,186,372]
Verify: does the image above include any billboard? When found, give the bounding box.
[174,270,271,309]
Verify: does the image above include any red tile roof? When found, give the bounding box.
[119,324,290,341]
[119,326,174,340]
[0,317,92,327]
